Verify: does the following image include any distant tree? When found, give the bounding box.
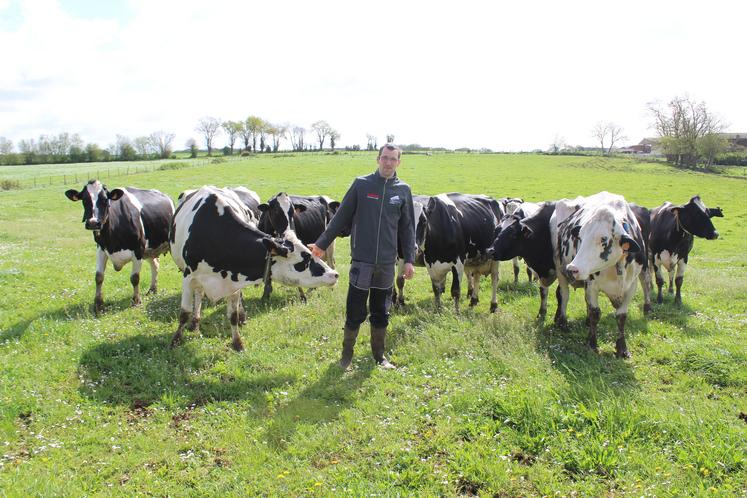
[196,117,222,156]
[0,137,12,155]
[222,120,243,155]
[258,120,270,152]
[86,143,105,162]
[366,134,377,151]
[185,138,199,158]
[548,134,566,154]
[150,131,175,159]
[386,134,395,143]
[133,136,152,158]
[648,95,724,167]
[696,133,728,167]
[591,122,626,155]
[246,116,264,152]
[311,120,333,150]
[289,125,305,151]
[269,123,287,152]
[329,129,340,151]
[239,121,252,152]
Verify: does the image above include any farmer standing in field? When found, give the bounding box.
[309,144,416,370]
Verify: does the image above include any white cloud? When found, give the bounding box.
[0,0,745,151]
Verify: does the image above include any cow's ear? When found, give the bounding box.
[521,223,535,237]
[258,203,269,213]
[65,189,82,201]
[669,206,680,217]
[707,207,723,218]
[328,201,340,212]
[294,205,307,214]
[262,238,289,257]
[108,189,125,201]
[620,234,641,253]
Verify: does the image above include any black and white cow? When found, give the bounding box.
[649,195,722,306]
[178,186,261,219]
[551,191,647,358]
[170,186,339,351]
[418,193,503,313]
[393,194,430,306]
[500,198,541,283]
[257,193,343,300]
[488,201,557,318]
[65,180,174,314]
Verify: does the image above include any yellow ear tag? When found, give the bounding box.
[621,242,630,251]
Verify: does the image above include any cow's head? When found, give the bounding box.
[564,207,641,282]
[65,180,124,231]
[321,196,351,237]
[262,231,339,288]
[258,192,305,236]
[488,214,525,261]
[671,195,719,240]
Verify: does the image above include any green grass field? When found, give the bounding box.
[1,153,745,496]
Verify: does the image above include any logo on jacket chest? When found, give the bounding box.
[366,193,381,200]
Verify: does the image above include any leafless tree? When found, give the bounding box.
[196,117,222,156]
[0,137,13,155]
[330,129,340,151]
[366,134,377,151]
[269,123,287,152]
[592,122,626,155]
[150,131,175,159]
[289,126,306,151]
[311,120,333,150]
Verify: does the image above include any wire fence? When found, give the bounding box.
[0,156,246,191]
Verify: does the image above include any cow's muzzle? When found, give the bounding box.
[85,220,102,230]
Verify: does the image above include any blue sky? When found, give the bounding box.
[1,0,745,152]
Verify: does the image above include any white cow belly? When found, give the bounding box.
[426,260,455,282]
[656,250,679,272]
[593,264,641,303]
[107,249,136,271]
[192,261,262,302]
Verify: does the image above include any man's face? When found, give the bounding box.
[377,149,401,178]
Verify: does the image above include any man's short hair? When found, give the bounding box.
[378,143,401,159]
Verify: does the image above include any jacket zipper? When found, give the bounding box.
[374,178,387,264]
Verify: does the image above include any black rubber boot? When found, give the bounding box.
[339,326,359,370]
[370,326,395,369]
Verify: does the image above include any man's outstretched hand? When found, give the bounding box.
[403,262,415,280]
[308,243,325,259]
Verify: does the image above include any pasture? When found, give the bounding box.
[0,153,745,496]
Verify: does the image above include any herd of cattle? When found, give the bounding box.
[64,180,723,357]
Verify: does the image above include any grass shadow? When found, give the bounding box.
[263,361,375,450]
[78,332,294,410]
[0,295,134,343]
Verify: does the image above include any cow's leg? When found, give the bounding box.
[654,262,665,304]
[428,265,447,310]
[227,291,244,351]
[188,286,204,332]
[538,285,549,319]
[489,261,500,313]
[297,287,307,303]
[527,266,534,283]
[667,266,674,294]
[674,260,687,307]
[147,257,159,294]
[584,285,601,353]
[94,248,108,315]
[512,257,520,284]
[468,270,480,308]
[394,275,405,306]
[613,281,637,359]
[261,279,273,301]
[451,261,464,314]
[431,281,443,309]
[171,277,195,347]
[130,259,143,306]
[554,276,570,331]
[639,266,652,314]
[237,290,247,325]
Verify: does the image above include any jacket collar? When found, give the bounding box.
[372,169,397,183]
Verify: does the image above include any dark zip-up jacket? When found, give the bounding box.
[315,170,416,265]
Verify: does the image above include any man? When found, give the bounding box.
[309,144,416,370]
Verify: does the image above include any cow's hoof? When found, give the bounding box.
[616,348,632,359]
[187,319,200,332]
[170,335,183,348]
[469,297,479,307]
[555,318,569,332]
[656,296,664,304]
[489,303,498,313]
[93,301,104,316]
[643,303,652,315]
[131,297,142,307]
[587,342,599,353]
[231,339,244,352]
[147,287,158,295]
[238,312,247,326]
[674,298,682,307]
